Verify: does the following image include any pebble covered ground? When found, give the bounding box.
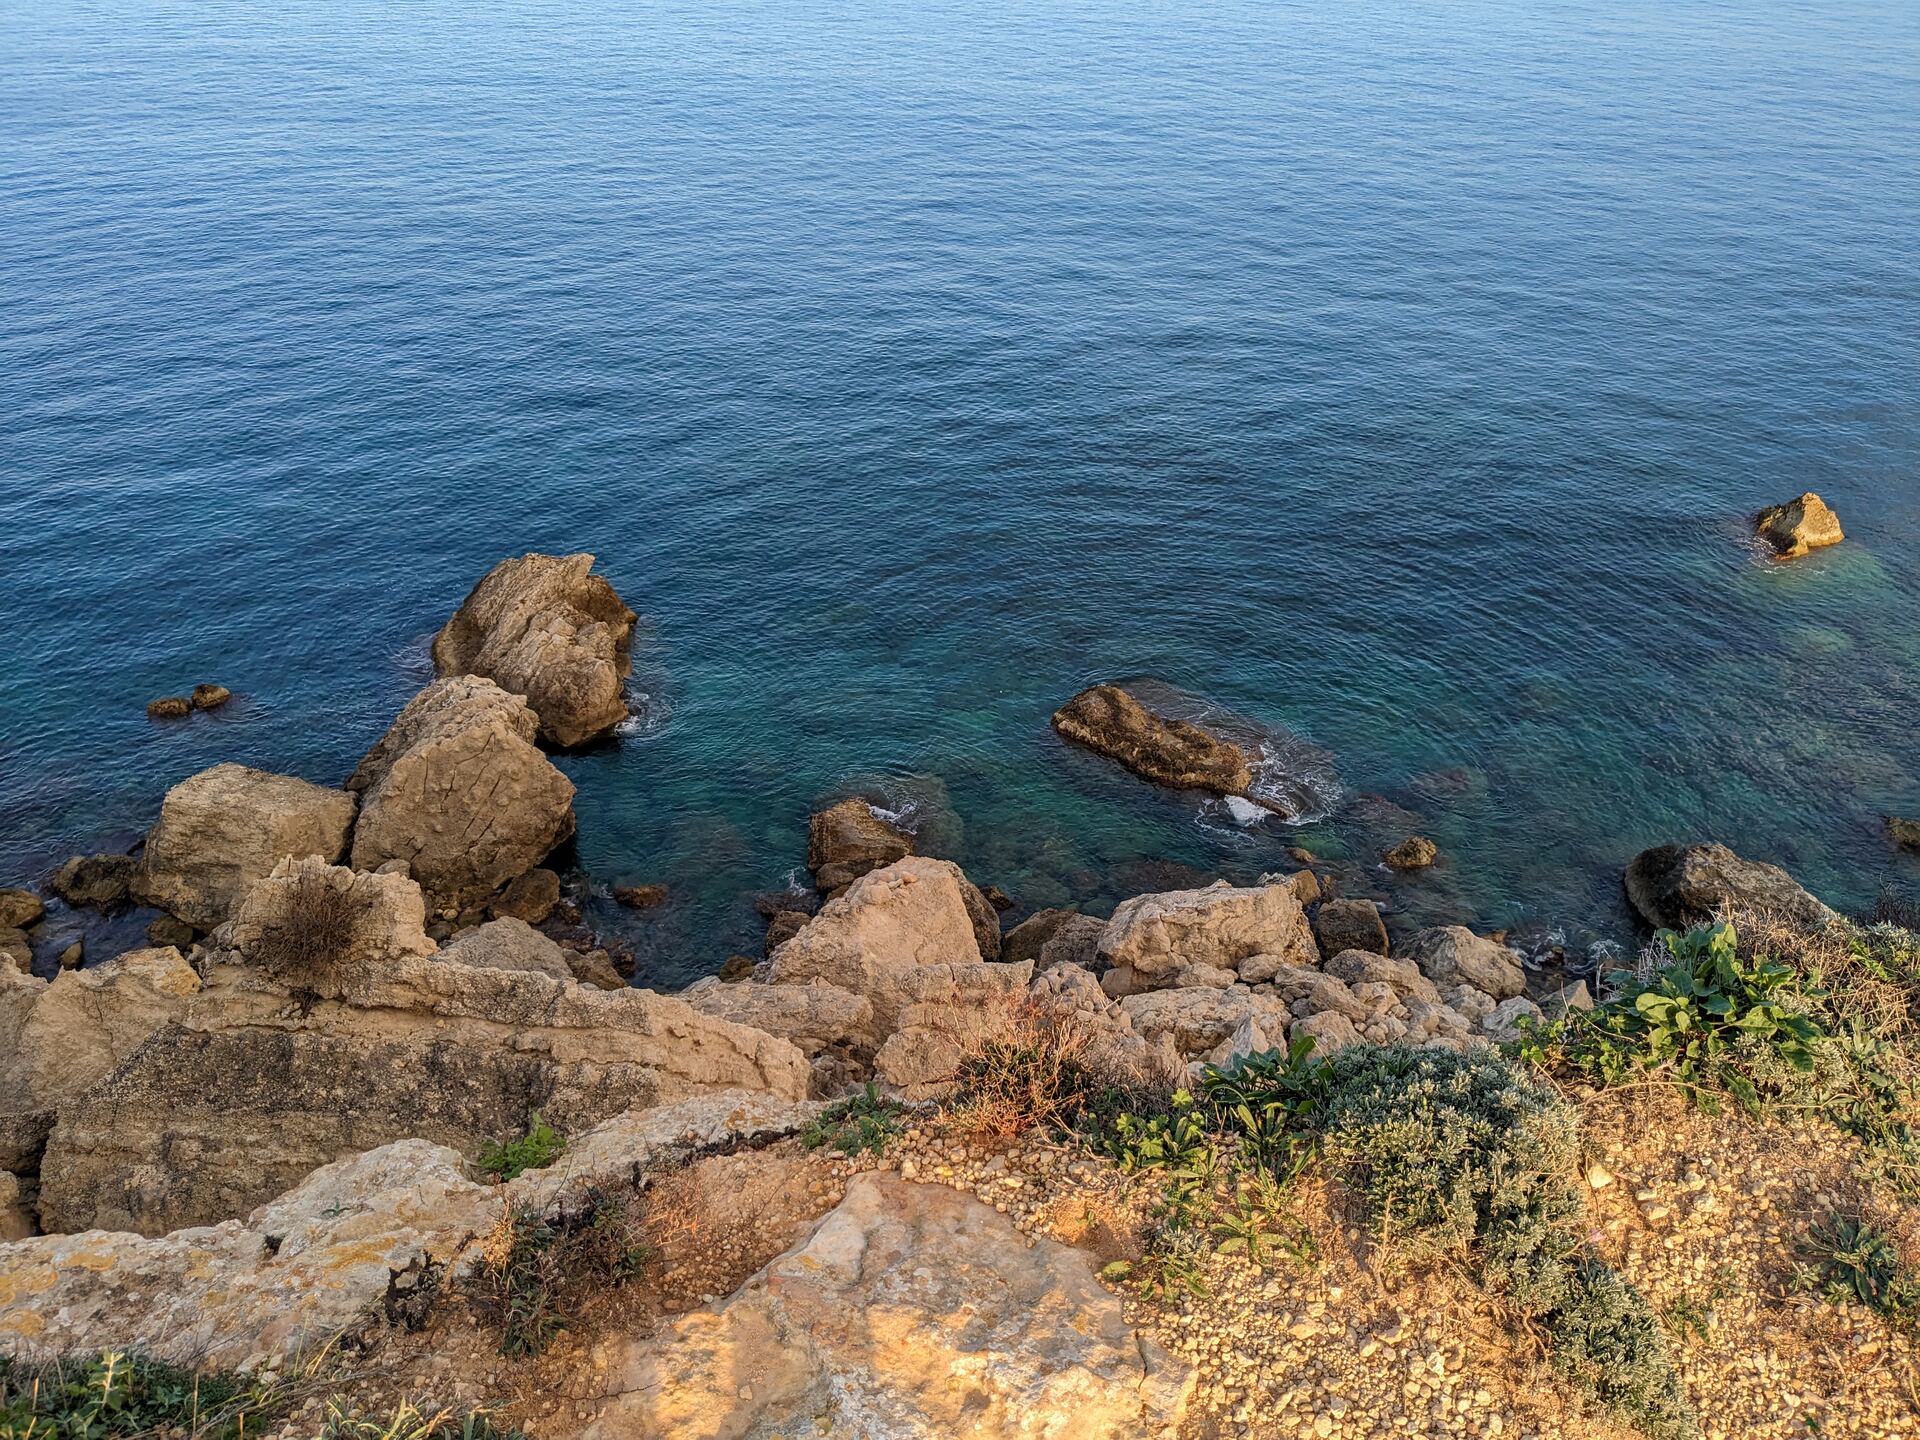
[280,1086,1918,1440]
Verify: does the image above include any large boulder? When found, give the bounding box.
[1098,878,1317,993]
[1052,683,1255,798]
[131,764,356,929]
[6,947,200,1113]
[870,961,1036,1097]
[1401,926,1527,1000]
[680,979,872,1058]
[768,857,983,1040]
[49,854,136,909]
[226,856,436,981]
[807,797,912,892]
[431,552,637,747]
[347,677,575,912]
[582,1173,1193,1439]
[1118,986,1291,1057]
[1312,897,1389,957]
[1624,842,1835,932]
[437,916,572,981]
[1754,492,1843,559]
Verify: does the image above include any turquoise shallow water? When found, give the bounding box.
[3,0,1917,984]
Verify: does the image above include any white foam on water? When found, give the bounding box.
[1222,795,1268,826]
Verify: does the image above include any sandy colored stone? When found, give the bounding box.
[583,1173,1193,1439]
[1312,897,1389,957]
[1099,879,1317,986]
[6,947,199,1113]
[132,763,356,929]
[348,676,576,911]
[432,552,636,747]
[808,796,912,892]
[1754,491,1843,558]
[49,854,136,909]
[0,890,44,932]
[1624,841,1834,932]
[681,978,873,1057]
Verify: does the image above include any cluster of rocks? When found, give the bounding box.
[145,682,232,720]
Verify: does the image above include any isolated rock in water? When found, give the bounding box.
[145,696,191,719]
[1384,835,1439,869]
[613,882,669,910]
[1886,816,1920,853]
[49,853,136,909]
[1402,926,1527,1000]
[807,797,912,892]
[432,552,637,747]
[1098,879,1317,989]
[566,948,628,991]
[348,676,576,912]
[1754,492,1844,559]
[0,888,43,932]
[1052,682,1255,798]
[439,916,573,982]
[768,857,983,1040]
[132,762,357,928]
[490,867,560,923]
[227,857,436,983]
[1624,842,1835,931]
[190,683,232,710]
[1313,897,1389,957]
[583,1173,1193,1440]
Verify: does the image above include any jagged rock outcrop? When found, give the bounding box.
[807,797,912,893]
[1003,908,1081,967]
[431,552,637,747]
[1624,842,1835,932]
[437,916,573,981]
[1754,492,1844,559]
[1400,926,1527,1000]
[227,855,436,977]
[5,948,199,1113]
[131,763,356,929]
[1052,682,1256,799]
[0,1091,819,1367]
[1312,897,1389,957]
[870,961,1036,1097]
[1097,878,1318,995]
[347,677,575,912]
[681,978,872,1058]
[768,857,983,1040]
[582,1173,1194,1440]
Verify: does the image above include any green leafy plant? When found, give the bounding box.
[800,1082,907,1156]
[1549,1260,1698,1440]
[478,1114,566,1182]
[1197,1034,1330,1180]
[1210,1169,1306,1270]
[1794,1213,1916,1318]
[1101,1230,1213,1302]
[0,1350,283,1439]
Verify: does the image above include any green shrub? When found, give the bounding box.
[800,1082,907,1156]
[0,1350,280,1439]
[1197,1034,1331,1181]
[479,1114,566,1181]
[1794,1212,1917,1318]
[1549,1260,1697,1440]
[1319,1045,1586,1316]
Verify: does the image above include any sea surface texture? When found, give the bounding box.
[3,0,1917,982]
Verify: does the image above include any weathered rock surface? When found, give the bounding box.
[1885,816,1920,853]
[808,797,912,892]
[191,683,232,710]
[871,961,1036,1097]
[1037,912,1106,973]
[1312,897,1389,957]
[5,948,200,1113]
[1402,926,1527,1000]
[490,867,560,923]
[1119,986,1290,1057]
[1755,492,1844,559]
[0,889,44,932]
[146,696,191,719]
[131,763,357,928]
[432,552,637,747]
[227,856,436,977]
[438,917,572,981]
[1384,835,1439,870]
[0,1171,31,1241]
[583,1173,1193,1440]
[768,858,983,1040]
[960,875,1004,963]
[1052,682,1255,798]
[49,854,136,909]
[1624,842,1835,931]
[681,978,873,1058]
[0,1091,821,1368]
[1098,879,1317,993]
[0,930,29,976]
[1002,908,1082,967]
[347,677,576,911]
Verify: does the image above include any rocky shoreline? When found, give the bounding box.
[3,543,1916,1440]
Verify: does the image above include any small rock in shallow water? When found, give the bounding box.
[190,683,232,710]
[1885,816,1920,853]
[50,853,136,908]
[57,939,84,969]
[145,696,191,719]
[614,882,669,910]
[1754,491,1843,558]
[717,955,757,982]
[0,888,44,931]
[1384,836,1439,869]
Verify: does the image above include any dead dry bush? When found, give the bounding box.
[249,868,369,984]
[946,994,1177,1141]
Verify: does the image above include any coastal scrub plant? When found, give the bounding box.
[474,1187,651,1358]
[478,1113,565,1182]
[1548,1261,1698,1440]
[1793,1212,1917,1320]
[319,1400,528,1440]
[0,1349,285,1439]
[799,1082,907,1156]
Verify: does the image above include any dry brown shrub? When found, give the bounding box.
[250,867,367,984]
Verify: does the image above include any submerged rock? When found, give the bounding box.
[1886,816,1920,853]
[144,696,191,719]
[807,797,912,893]
[190,683,232,710]
[347,676,575,913]
[613,881,669,910]
[1052,682,1255,799]
[1754,492,1844,559]
[132,762,357,929]
[583,1173,1193,1440]
[432,552,637,747]
[1624,842,1834,931]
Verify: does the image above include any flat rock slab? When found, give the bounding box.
[585,1172,1193,1439]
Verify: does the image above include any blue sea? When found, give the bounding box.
[3,0,1917,984]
